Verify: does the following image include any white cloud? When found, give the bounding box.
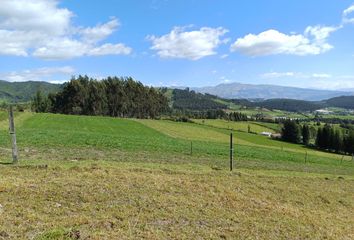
[261,72,296,78]
[88,43,132,56]
[261,71,332,79]
[304,25,339,41]
[312,73,332,78]
[0,66,75,82]
[343,4,354,23]
[80,18,120,43]
[0,0,131,59]
[231,26,337,56]
[309,78,354,90]
[220,76,231,83]
[260,71,354,90]
[147,26,229,60]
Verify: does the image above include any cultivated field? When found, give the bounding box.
[0,112,353,239]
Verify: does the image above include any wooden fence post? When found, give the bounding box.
[9,105,18,164]
[230,132,233,171]
[305,151,308,163]
[341,155,344,164]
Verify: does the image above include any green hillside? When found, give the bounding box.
[326,96,354,109]
[0,112,352,174]
[0,112,353,238]
[0,80,61,102]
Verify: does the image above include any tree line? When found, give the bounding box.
[32,76,168,118]
[281,120,354,155]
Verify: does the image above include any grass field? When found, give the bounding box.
[192,119,277,133]
[0,111,353,239]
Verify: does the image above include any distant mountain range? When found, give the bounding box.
[194,82,353,101]
[1,79,354,105]
[0,80,62,102]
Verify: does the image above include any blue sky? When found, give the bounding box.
[0,0,354,90]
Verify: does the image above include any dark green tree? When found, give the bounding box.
[302,124,310,145]
[281,120,301,143]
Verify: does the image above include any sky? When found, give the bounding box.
[0,0,354,90]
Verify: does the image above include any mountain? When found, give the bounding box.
[194,82,352,101]
[0,80,62,102]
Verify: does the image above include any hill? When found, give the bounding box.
[0,112,353,238]
[325,96,354,109]
[231,98,324,112]
[171,88,227,110]
[195,82,352,101]
[0,80,61,102]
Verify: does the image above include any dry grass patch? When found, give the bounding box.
[0,161,353,239]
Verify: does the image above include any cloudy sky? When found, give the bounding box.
[0,0,354,90]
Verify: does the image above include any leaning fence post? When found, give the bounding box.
[9,105,18,164]
[230,132,233,171]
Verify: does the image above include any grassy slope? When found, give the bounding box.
[0,112,353,239]
[193,119,276,133]
[1,161,353,239]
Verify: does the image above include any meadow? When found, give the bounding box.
[0,111,353,239]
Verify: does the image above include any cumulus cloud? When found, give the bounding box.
[231,25,338,57]
[343,4,354,23]
[147,26,229,60]
[0,0,131,59]
[0,66,75,82]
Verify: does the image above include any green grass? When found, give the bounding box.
[0,160,353,239]
[0,111,353,238]
[193,119,276,133]
[0,112,352,175]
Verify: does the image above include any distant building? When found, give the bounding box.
[260,132,272,137]
[271,133,282,139]
[314,109,332,114]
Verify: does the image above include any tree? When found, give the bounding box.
[332,129,342,153]
[37,76,169,118]
[281,120,301,143]
[32,90,50,113]
[302,124,310,145]
[343,130,354,154]
[316,127,323,148]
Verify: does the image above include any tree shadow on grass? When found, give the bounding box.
[0,162,14,165]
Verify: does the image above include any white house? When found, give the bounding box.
[260,132,272,137]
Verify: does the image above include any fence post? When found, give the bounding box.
[9,105,18,164]
[305,151,308,163]
[230,132,233,171]
[341,155,344,164]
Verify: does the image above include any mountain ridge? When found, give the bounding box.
[193,82,353,101]
[0,80,62,102]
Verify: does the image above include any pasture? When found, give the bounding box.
[0,111,353,239]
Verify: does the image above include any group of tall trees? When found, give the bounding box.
[316,125,354,154]
[281,120,302,144]
[281,120,354,155]
[32,76,168,118]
